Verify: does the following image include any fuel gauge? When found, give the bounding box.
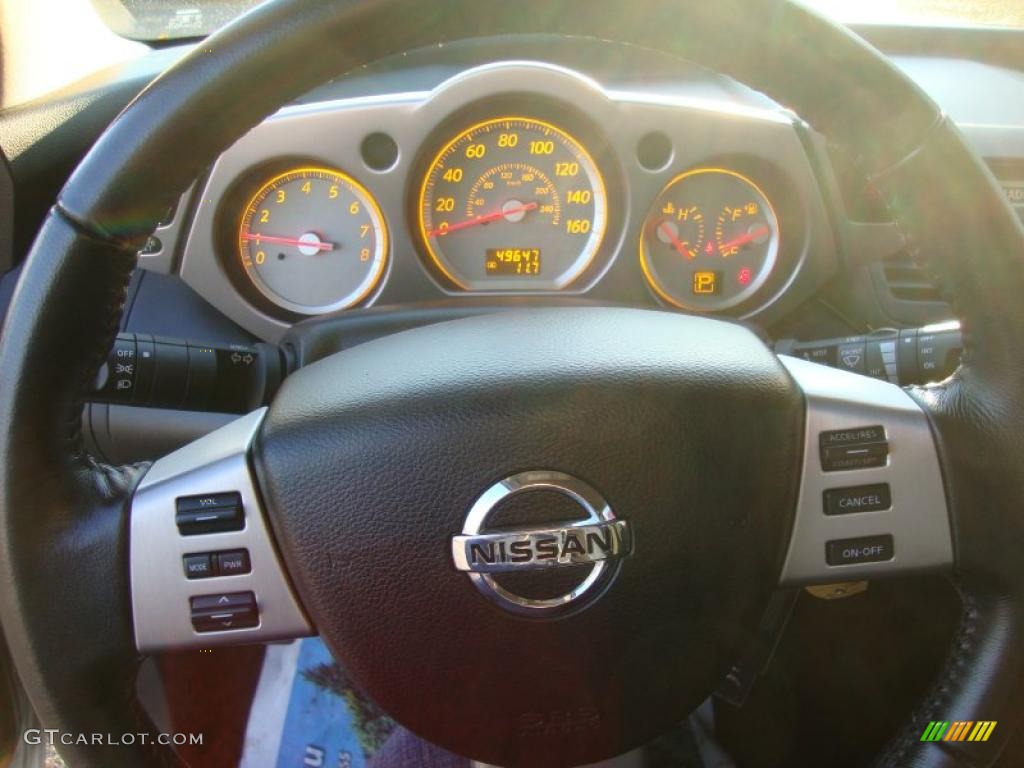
[640,168,779,312]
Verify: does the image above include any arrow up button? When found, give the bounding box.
[190,591,258,633]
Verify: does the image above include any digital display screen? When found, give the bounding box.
[486,248,541,276]
[692,270,721,295]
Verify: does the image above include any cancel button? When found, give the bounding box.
[823,483,891,516]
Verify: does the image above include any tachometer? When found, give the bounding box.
[238,166,387,314]
[640,168,779,312]
[417,117,607,291]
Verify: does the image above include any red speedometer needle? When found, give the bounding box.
[657,221,694,260]
[241,232,335,252]
[427,201,539,238]
[717,226,770,253]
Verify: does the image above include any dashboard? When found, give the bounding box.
[6,29,1024,462]
[166,46,837,342]
[5,19,1024,766]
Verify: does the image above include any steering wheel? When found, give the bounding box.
[3,1,1023,766]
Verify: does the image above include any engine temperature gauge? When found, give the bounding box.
[640,168,779,312]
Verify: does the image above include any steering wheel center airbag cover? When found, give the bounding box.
[254,307,802,766]
[452,470,634,616]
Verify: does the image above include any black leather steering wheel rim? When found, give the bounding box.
[2,1,1024,766]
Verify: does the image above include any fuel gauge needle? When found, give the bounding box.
[658,221,695,260]
[717,226,770,253]
[241,232,336,252]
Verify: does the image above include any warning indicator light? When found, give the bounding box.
[693,271,720,295]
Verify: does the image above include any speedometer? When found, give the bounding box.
[417,117,607,291]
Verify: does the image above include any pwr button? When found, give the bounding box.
[826,535,894,566]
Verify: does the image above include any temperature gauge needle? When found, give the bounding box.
[658,221,695,260]
[241,232,336,252]
[717,226,770,253]
[428,202,538,237]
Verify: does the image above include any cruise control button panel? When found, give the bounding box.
[823,484,891,516]
[826,535,894,566]
[778,358,952,585]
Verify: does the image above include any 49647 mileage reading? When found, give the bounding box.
[486,248,541,276]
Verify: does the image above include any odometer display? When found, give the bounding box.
[418,117,607,291]
[486,248,541,276]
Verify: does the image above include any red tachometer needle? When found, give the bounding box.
[657,221,694,260]
[241,232,335,252]
[427,202,538,238]
[717,226,770,253]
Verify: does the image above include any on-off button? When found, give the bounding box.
[826,535,894,566]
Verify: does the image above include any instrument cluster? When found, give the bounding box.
[180,61,837,341]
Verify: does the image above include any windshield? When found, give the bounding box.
[93,0,1024,42]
